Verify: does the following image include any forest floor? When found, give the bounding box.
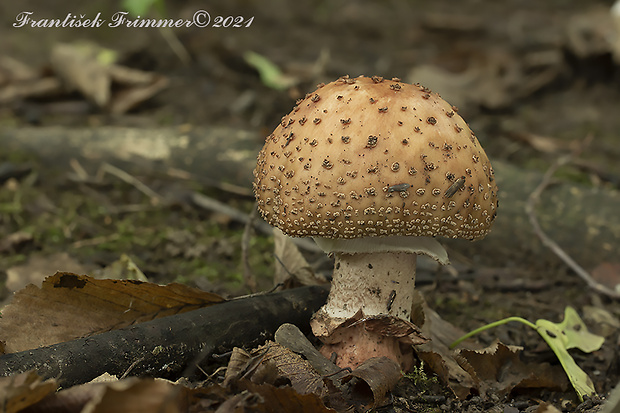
[1,1,620,411]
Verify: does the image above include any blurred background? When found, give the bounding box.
[0,0,619,340]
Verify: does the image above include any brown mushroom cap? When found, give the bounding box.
[253,75,498,241]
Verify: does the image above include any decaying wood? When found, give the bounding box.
[0,285,329,388]
[526,155,620,299]
[1,126,618,266]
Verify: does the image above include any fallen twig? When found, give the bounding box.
[191,191,322,253]
[166,166,253,197]
[99,162,162,205]
[525,155,620,299]
[241,204,259,292]
[0,285,329,387]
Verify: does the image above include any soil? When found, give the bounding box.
[1,0,620,412]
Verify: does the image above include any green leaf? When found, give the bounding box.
[243,51,297,91]
[122,0,162,17]
[451,306,604,402]
[559,306,605,352]
[535,306,604,401]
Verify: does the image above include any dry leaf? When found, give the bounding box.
[591,262,620,292]
[0,272,224,353]
[94,254,149,281]
[0,371,57,413]
[343,357,403,408]
[359,315,428,345]
[0,231,33,254]
[273,228,327,287]
[262,343,326,396]
[534,402,563,413]
[223,347,253,386]
[456,340,569,397]
[0,56,63,104]
[237,381,336,413]
[50,42,113,107]
[5,252,93,293]
[49,41,167,114]
[416,302,477,399]
[23,377,186,413]
[0,56,38,83]
[225,342,326,397]
[108,67,169,115]
[83,377,185,413]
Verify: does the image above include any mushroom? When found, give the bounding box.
[253,75,498,369]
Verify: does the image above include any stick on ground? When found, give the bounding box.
[0,285,329,388]
[526,155,620,299]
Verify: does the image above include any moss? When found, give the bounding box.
[0,153,275,299]
[404,362,438,391]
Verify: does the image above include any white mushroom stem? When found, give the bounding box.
[310,236,449,369]
[314,251,417,335]
[311,235,449,336]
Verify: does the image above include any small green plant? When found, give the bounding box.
[122,0,166,18]
[243,51,298,91]
[451,306,604,402]
[404,362,438,391]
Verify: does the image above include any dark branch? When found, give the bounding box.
[0,285,329,388]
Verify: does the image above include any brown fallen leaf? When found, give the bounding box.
[0,371,57,413]
[582,305,620,338]
[0,272,224,353]
[237,381,336,413]
[273,228,327,288]
[534,402,563,413]
[50,42,112,107]
[0,56,63,104]
[5,252,93,294]
[49,41,167,114]
[0,56,38,83]
[359,314,428,345]
[565,5,617,59]
[222,344,336,411]
[343,357,403,409]
[407,46,562,110]
[107,65,169,115]
[223,347,254,386]
[455,340,569,398]
[22,377,186,413]
[84,377,186,413]
[0,231,32,254]
[224,342,327,397]
[416,302,477,399]
[591,262,620,292]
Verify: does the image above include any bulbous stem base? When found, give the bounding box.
[311,251,417,369]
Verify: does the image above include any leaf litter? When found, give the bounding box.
[1,2,619,410]
[0,41,167,115]
[0,271,224,353]
[0,234,612,412]
[0,162,612,411]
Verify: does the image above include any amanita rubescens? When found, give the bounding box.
[253,75,498,369]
